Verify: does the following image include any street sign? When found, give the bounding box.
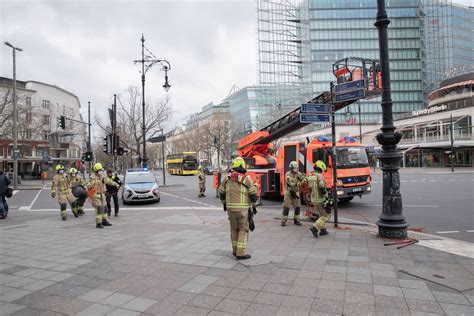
[334,79,365,94]
[301,103,331,113]
[300,114,330,123]
[334,89,365,103]
[148,135,166,143]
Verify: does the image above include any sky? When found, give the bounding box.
[0,0,257,134]
[1,0,471,134]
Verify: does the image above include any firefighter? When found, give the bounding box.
[308,160,331,238]
[281,161,305,226]
[68,167,86,215]
[198,166,206,197]
[105,169,122,217]
[87,163,119,228]
[51,164,79,220]
[219,157,258,260]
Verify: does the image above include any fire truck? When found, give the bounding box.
[215,57,382,203]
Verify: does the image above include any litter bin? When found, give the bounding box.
[41,171,48,180]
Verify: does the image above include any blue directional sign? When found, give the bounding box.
[300,114,330,123]
[301,103,331,113]
[334,89,365,103]
[334,79,365,94]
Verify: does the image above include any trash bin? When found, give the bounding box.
[41,171,48,180]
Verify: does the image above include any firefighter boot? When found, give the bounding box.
[96,223,104,229]
[102,220,112,227]
[294,208,302,226]
[310,226,319,238]
[319,228,329,236]
[236,254,251,260]
[281,207,290,226]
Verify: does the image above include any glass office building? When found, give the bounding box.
[257,0,473,126]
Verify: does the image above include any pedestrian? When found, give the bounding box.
[68,167,86,215]
[281,161,305,226]
[0,171,11,219]
[51,164,79,220]
[219,157,258,260]
[87,163,119,228]
[197,166,206,197]
[105,169,122,217]
[308,160,331,238]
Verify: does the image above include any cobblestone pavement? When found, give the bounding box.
[0,206,473,316]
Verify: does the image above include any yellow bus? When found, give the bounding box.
[166,152,199,175]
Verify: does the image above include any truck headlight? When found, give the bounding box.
[337,190,344,196]
[367,187,371,192]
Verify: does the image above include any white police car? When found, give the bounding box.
[122,169,160,204]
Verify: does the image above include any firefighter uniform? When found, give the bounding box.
[308,160,331,238]
[87,163,119,228]
[51,165,78,220]
[68,168,86,215]
[219,157,258,260]
[198,167,206,197]
[281,161,305,226]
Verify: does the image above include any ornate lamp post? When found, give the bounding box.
[134,34,171,168]
[375,0,408,238]
[4,41,23,189]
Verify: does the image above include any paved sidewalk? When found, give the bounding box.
[0,206,473,315]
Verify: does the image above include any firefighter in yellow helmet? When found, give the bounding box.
[308,160,331,238]
[68,167,86,215]
[219,157,258,260]
[281,161,305,226]
[51,164,78,220]
[87,162,119,228]
[197,166,206,197]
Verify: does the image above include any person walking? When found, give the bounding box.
[308,160,331,238]
[281,161,305,226]
[0,171,11,219]
[68,167,86,216]
[105,169,122,217]
[219,157,258,260]
[51,164,79,220]
[87,163,119,228]
[198,166,206,197]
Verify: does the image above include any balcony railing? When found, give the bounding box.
[400,132,473,144]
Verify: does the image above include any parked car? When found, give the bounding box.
[122,169,160,204]
[203,166,216,175]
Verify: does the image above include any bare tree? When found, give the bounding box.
[209,122,231,166]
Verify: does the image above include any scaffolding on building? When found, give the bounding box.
[256,0,312,127]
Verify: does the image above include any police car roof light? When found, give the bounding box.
[318,136,332,142]
[341,136,357,143]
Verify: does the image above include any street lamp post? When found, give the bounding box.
[134,34,171,168]
[4,41,23,189]
[357,101,362,143]
[375,0,408,238]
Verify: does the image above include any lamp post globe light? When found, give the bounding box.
[4,41,23,189]
[134,34,171,168]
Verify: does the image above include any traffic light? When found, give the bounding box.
[58,116,66,129]
[117,147,124,155]
[83,151,93,162]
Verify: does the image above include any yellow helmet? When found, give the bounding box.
[92,162,103,172]
[55,164,65,172]
[198,166,203,170]
[231,157,246,170]
[315,160,327,172]
[68,167,77,174]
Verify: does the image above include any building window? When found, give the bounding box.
[42,115,50,125]
[42,131,49,140]
[25,111,32,124]
[26,129,32,139]
[26,97,31,107]
[41,100,50,109]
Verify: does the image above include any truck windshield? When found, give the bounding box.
[336,147,369,168]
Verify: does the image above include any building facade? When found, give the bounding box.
[0,77,86,178]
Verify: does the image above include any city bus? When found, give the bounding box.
[166,152,199,175]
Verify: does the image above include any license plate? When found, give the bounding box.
[137,194,149,198]
[352,187,362,192]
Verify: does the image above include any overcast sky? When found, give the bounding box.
[0,0,257,135]
[1,0,471,134]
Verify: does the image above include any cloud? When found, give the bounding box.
[1,0,256,135]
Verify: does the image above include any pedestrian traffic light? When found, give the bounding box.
[83,151,93,162]
[117,147,124,156]
[58,116,66,130]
